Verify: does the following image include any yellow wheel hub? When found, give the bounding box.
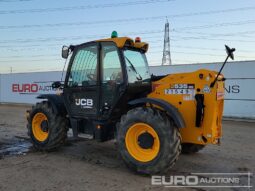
[125,123,160,162]
[32,112,49,142]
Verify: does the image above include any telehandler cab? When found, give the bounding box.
[27,31,235,174]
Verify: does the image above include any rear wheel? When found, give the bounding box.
[117,107,181,175]
[181,143,205,154]
[27,101,68,151]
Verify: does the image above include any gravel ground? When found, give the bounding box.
[0,104,254,191]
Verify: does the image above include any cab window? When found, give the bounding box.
[68,45,98,87]
[102,43,123,84]
[101,43,123,108]
[124,49,150,83]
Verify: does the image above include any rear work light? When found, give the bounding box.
[135,37,141,43]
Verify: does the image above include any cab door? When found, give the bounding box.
[63,43,100,118]
[99,42,126,118]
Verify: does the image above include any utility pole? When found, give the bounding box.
[10,67,12,74]
[162,19,172,65]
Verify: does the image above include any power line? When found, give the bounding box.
[1,50,254,62]
[0,36,87,44]
[2,30,255,49]
[0,0,33,2]
[0,20,255,44]
[169,45,255,53]
[0,0,174,14]
[0,17,164,30]
[2,46,254,58]
[149,50,255,59]
[0,30,164,44]
[171,35,255,43]
[2,30,253,54]
[1,18,255,45]
[0,40,254,58]
[0,54,58,58]
[1,6,255,30]
[148,33,255,43]
[0,35,254,56]
[173,30,255,38]
[0,58,62,62]
[0,44,62,48]
[174,20,255,31]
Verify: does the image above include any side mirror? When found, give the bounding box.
[52,81,62,89]
[62,45,69,59]
[225,45,235,60]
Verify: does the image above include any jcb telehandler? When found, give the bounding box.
[27,31,235,174]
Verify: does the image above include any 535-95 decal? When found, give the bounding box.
[165,88,194,95]
[165,84,195,95]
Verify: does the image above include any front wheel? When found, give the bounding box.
[117,107,181,175]
[27,101,68,151]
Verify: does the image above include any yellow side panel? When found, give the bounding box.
[148,69,224,145]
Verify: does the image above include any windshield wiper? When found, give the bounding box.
[124,56,142,81]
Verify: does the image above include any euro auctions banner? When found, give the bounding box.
[0,71,63,104]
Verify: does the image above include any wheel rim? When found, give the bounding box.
[125,123,160,162]
[32,112,49,142]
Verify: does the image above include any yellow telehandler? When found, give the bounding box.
[27,31,235,174]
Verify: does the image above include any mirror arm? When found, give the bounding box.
[210,55,229,88]
[52,81,63,89]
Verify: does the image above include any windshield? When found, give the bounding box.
[124,49,150,83]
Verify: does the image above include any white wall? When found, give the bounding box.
[0,61,254,118]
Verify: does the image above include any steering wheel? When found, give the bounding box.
[87,73,96,81]
[110,72,122,82]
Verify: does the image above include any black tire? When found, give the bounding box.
[27,101,68,151]
[181,143,205,154]
[117,107,181,175]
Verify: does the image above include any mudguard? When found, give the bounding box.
[128,97,185,128]
[37,94,67,115]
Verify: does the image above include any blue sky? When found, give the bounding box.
[0,0,255,73]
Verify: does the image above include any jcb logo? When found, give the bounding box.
[75,98,93,109]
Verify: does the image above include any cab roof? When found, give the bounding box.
[96,37,149,52]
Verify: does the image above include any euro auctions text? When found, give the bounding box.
[12,83,54,93]
[151,173,252,189]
